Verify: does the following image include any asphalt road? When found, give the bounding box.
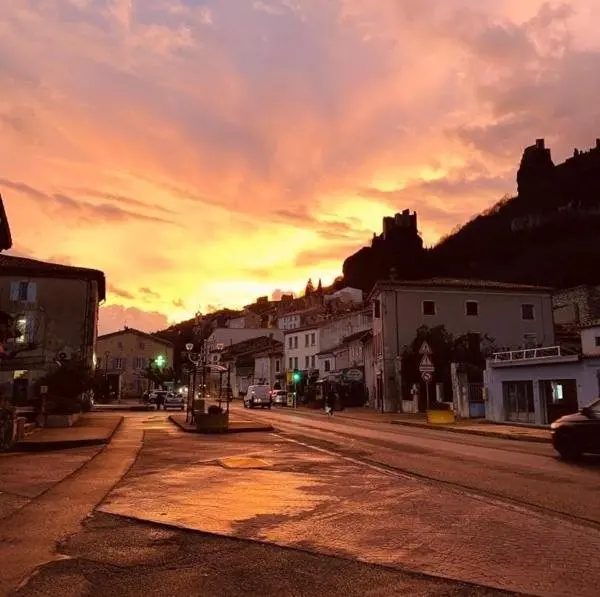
[4,410,600,596]
[232,403,600,525]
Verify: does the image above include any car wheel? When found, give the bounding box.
[555,432,581,460]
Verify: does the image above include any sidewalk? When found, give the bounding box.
[169,413,273,434]
[94,401,155,412]
[15,413,124,451]
[279,406,551,444]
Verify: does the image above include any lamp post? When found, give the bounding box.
[104,351,109,403]
[184,342,200,423]
[226,363,232,414]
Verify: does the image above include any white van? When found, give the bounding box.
[244,385,272,409]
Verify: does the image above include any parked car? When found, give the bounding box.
[148,390,175,410]
[551,398,600,460]
[244,385,272,409]
[270,389,287,406]
[164,392,185,411]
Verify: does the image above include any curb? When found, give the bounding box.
[93,405,156,412]
[390,420,551,443]
[13,416,125,452]
[168,415,274,435]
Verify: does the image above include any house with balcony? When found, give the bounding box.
[483,321,600,426]
[0,254,105,404]
[369,278,555,413]
[96,327,174,397]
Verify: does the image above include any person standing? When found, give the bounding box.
[325,389,335,416]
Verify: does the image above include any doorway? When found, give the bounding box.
[538,379,578,423]
[502,381,535,423]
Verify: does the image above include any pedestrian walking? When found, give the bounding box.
[325,389,335,416]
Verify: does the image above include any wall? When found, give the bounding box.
[253,354,282,387]
[0,275,99,395]
[581,326,600,356]
[363,337,375,407]
[284,327,320,373]
[552,285,600,324]
[319,310,372,352]
[484,357,600,424]
[207,328,283,361]
[388,287,555,352]
[97,331,173,396]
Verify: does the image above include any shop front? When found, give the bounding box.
[484,351,600,425]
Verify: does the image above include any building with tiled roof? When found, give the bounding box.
[0,252,106,405]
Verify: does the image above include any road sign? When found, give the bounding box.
[419,341,432,355]
[421,371,432,382]
[419,353,435,373]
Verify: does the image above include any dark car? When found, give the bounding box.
[551,398,600,460]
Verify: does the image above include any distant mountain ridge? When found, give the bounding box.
[343,137,600,291]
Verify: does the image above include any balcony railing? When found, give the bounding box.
[492,346,563,363]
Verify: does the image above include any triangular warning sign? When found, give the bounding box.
[419,341,432,355]
[419,354,434,368]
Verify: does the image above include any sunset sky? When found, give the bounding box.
[2,1,599,334]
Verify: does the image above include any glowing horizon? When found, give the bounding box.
[1,1,599,334]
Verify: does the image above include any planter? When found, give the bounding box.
[426,409,455,425]
[195,412,229,433]
[37,412,81,428]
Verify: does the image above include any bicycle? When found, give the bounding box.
[0,403,16,451]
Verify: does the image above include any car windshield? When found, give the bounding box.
[584,398,600,417]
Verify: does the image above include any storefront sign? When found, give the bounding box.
[344,368,363,382]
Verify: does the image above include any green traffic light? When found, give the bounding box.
[292,372,300,382]
[155,355,166,368]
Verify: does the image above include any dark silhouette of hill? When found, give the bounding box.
[343,138,600,291]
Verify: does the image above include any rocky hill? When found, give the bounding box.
[343,138,600,291]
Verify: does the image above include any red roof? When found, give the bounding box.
[0,254,106,301]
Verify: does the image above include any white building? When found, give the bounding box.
[277,306,323,331]
[484,321,600,426]
[283,325,320,375]
[226,311,262,329]
[324,286,363,305]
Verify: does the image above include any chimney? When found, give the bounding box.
[536,139,545,150]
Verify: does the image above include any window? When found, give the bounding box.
[521,304,535,320]
[324,360,331,372]
[465,301,478,316]
[595,336,600,347]
[305,355,309,368]
[139,341,145,350]
[14,318,27,343]
[374,299,381,318]
[275,359,280,373]
[293,336,298,348]
[294,356,298,368]
[288,337,293,349]
[305,334,309,347]
[114,358,123,370]
[117,341,123,349]
[422,300,436,316]
[288,357,293,369]
[10,281,37,302]
[311,355,315,369]
[311,332,316,346]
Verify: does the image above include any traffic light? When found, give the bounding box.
[292,370,301,383]
[154,354,166,368]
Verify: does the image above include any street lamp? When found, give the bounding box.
[185,343,200,423]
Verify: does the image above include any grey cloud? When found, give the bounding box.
[108,285,135,300]
[0,178,177,226]
[70,187,176,215]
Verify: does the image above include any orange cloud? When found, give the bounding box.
[1,0,599,333]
